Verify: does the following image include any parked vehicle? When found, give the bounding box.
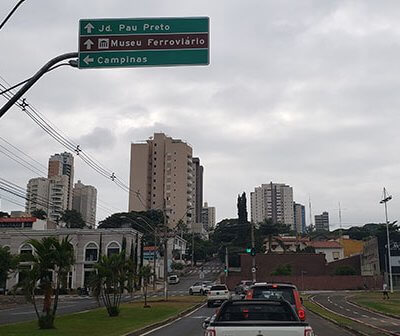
[167,274,180,284]
[234,280,253,295]
[203,299,314,336]
[207,284,230,307]
[189,281,213,295]
[245,282,306,321]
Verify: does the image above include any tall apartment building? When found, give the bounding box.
[192,157,203,223]
[48,152,74,210]
[26,175,69,223]
[26,177,50,214]
[250,182,294,229]
[72,180,97,229]
[293,202,306,233]
[315,211,330,231]
[201,202,216,231]
[128,133,195,228]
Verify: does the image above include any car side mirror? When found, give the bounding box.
[202,317,211,329]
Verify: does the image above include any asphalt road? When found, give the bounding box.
[0,260,223,325]
[140,301,355,336]
[312,291,400,335]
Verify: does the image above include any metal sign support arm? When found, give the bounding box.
[0,52,78,119]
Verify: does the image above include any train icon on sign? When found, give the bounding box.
[98,39,110,49]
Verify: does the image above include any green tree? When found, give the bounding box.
[237,192,248,224]
[0,246,18,290]
[61,209,85,228]
[32,209,47,220]
[271,264,292,276]
[90,252,127,317]
[138,265,153,308]
[15,237,74,329]
[259,219,290,253]
[334,266,356,275]
[0,211,9,218]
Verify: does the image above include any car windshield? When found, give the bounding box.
[252,287,295,305]
[211,285,227,291]
[219,303,296,322]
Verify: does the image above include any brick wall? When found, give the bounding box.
[326,254,361,275]
[225,274,383,291]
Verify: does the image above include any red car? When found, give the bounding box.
[245,282,306,321]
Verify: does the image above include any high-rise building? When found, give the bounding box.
[48,152,74,210]
[128,133,195,228]
[201,202,216,231]
[26,177,50,214]
[72,180,97,229]
[315,211,330,231]
[48,175,69,223]
[250,182,294,229]
[293,202,306,233]
[192,157,203,223]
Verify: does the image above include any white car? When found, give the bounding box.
[167,274,180,284]
[189,281,213,295]
[207,284,230,307]
[203,300,314,336]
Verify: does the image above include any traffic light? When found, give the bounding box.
[251,248,256,256]
[245,248,251,253]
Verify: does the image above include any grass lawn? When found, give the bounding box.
[0,296,205,336]
[350,291,400,317]
[303,297,386,336]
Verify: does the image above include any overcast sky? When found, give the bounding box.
[1,0,400,229]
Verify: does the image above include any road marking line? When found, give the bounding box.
[139,303,206,335]
[361,315,368,318]
[353,311,359,314]
[391,322,398,326]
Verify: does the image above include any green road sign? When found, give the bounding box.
[78,17,209,69]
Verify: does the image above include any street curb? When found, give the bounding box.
[346,295,400,321]
[307,296,368,336]
[123,301,206,336]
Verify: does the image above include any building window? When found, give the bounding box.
[20,243,33,255]
[85,242,99,262]
[332,251,340,260]
[107,242,121,257]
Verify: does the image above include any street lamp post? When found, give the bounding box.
[380,188,394,293]
[137,217,158,291]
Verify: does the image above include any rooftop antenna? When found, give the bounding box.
[308,196,313,228]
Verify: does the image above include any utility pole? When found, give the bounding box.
[163,200,168,301]
[225,246,229,279]
[153,229,157,290]
[251,221,256,283]
[380,188,394,293]
[191,226,195,266]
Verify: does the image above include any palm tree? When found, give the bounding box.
[90,252,127,317]
[0,246,18,291]
[15,236,74,329]
[138,265,153,308]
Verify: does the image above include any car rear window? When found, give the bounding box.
[211,285,227,291]
[252,287,295,305]
[219,303,296,321]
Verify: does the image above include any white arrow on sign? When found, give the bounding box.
[84,23,94,34]
[83,39,94,50]
[83,55,94,65]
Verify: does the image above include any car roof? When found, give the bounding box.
[251,282,297,289]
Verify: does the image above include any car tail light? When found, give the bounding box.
[304,327,314,336]
[204,329,216,336]
[298,308,306,321]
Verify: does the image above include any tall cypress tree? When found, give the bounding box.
[237,192,248,224]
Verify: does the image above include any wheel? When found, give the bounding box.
[189,289,193,295]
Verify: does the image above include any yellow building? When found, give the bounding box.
[338,236,364,257]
